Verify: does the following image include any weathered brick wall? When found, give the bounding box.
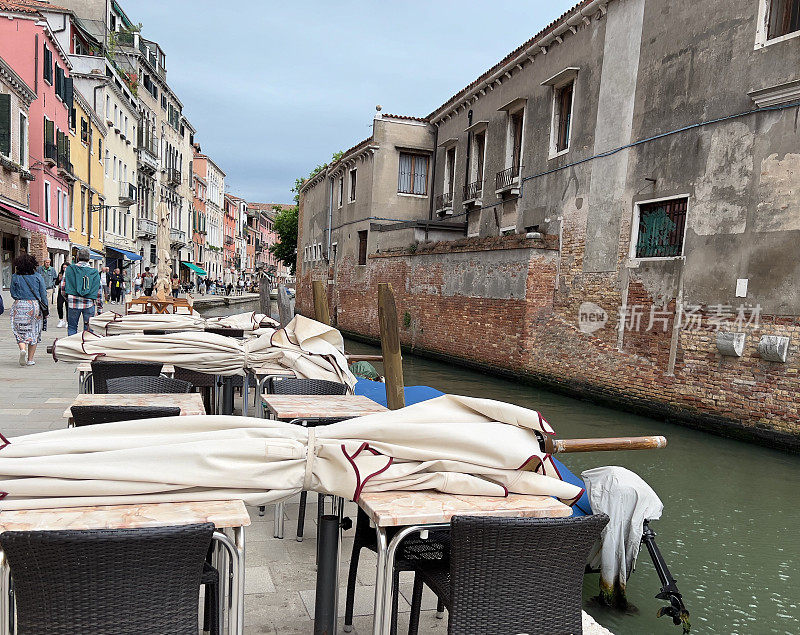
[297,233,800,451]
[29,231,47,266]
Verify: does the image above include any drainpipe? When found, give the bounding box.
[326,172,334,260]
[428,124,438,220]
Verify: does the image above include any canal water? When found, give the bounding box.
[344,338,800,635]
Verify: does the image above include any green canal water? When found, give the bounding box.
[345,339,800,635]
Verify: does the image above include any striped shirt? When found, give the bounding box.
[60,263,104,311]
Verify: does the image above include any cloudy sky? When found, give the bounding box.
[130,1,577,204]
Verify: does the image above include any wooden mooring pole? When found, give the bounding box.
[312,280,331,325]
[378,282,405,410]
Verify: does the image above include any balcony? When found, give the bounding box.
[225,235,234,246]
[165,167,181,187]
[137,127,159,160]
[170,228,186,246]
[435,192,453,216]
[119,182,137,205]
[57,152,74,180]
[137,217,157,238]
[463,179,483,205]
[495,164,522,196]
[44,143,58,166]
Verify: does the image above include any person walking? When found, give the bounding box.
[99,266,110,302]
[55,262,68,328]
[109,268,124,303]
[133,273,142,296]
[36,257,56,305]
[171,274,180,299]
[10,254,47,366]
[61,248,103,336]
[142,267,154,296]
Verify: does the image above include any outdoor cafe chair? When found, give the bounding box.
[106,376,193,394]
[70,405,182,427]
[89,360,164,394]
[0,523,218,635]
[407,514,610,635]
[260,377,349,539]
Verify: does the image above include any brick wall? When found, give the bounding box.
[29,231,47,266]
[296,234,800,452]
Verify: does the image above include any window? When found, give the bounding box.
[56,189,62,227]
[509,110,524,168]
[337,177,344,208]
[80,118,89,144]
[633,198,688,259]
[0,93,10,157]
[444,146,456,197]
[357,230,368,265]
[44,182,51,223]
[768,0,800,39]
[98,137,102,161]
[106,95,111,118]
[554,81,574,153]
[104,149,110,176]
[80,187,86,232]
[19,112,28,167]
[472,129,486,183]
[349,168,357,202]
[61,190,69,229]
[398,152,429,195]
[43,45,53,84]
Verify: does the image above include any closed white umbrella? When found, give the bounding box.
[90,311,279,335]
[0,395,583,510]
[54,315,356,387]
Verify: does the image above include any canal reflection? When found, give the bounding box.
[345,338,800,635]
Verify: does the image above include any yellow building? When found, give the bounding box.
[68,88,106,259]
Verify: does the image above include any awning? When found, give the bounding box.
[107,246,142,261]
[181,261,207,275]
[88,249,104,260]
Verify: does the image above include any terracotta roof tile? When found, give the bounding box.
[0,0,68,13]
[381,113,427,123]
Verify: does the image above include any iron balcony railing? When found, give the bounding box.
[137,217,157,237]
[166,167,181,186]
[463,179,482,202]
[44,142,58,164]
[495,164,522,191]
[119,182,137,204]
[137,127,158,157]
[435,192,453,212]
[225,236,234,245]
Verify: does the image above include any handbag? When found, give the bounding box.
[22,275,49,319]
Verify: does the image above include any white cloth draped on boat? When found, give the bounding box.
[582,466,663,602]
[0,395,583,510]
[89,311,279,336]
[54,315,356,388]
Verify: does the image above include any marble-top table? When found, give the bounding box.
[64,393,205,424]
[261,394,387,421]
[359,491,572,635]
[0,500,248,635]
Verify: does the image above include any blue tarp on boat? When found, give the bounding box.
[354,378,592,516]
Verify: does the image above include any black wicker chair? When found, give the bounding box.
[106,375,193,394]
[174,367,218,414]
[70,405,181,427]
[344,508,448,634]
[260,377,349,538]
[407,514,610,635]
[0,523,218,635]
[90,360,164,394]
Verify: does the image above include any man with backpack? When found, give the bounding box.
[61,249,103,336]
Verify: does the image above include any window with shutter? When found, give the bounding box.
[0,93,10,158]
[64,76,73,110]
[43,46,53,84]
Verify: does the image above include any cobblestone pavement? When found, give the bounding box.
[0,312,610,634]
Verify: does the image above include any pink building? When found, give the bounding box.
[247,202,292,281]
[0,0,74,265]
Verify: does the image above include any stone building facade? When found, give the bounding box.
[297,0,800,450]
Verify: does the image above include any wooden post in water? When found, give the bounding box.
[378,282,405,410]
[258,274,271,315]
[312,280,331,325]
[277,285,294,327]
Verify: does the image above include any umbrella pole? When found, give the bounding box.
[378,283,405,410]
[314,514,340,635]
[542,435,668,453]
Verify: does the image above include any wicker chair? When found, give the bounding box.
[0,523,219,635]
[344,508,448,634]
[90,360,164,394]
[407,514,610,635]
[260,377,348,539]
[106,376,193,394]
[174,367,218,414]
[71,405,181,427]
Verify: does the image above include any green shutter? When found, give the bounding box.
[0,94,10,157]
[64,76,73,110]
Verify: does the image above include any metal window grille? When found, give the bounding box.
[768,0,800,38]
[635,198,687,258]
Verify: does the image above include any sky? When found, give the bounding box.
[129,1,578,204]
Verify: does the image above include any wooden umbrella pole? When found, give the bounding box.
[542,435,668,454]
